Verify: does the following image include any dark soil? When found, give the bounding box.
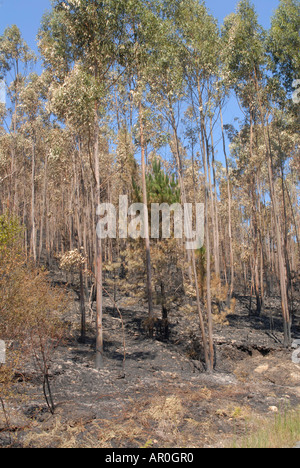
[1,285,300,448]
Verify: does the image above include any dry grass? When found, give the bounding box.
[6,367,299,449]
[19,389,215,448]
[144,396,183,423]
[23,418,84,448]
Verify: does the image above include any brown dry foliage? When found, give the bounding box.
[0,216,68,407]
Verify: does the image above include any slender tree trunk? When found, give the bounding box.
[160,280,169,339]
[94,104,104,369]
[79,263,86,343]
[39,150,48,263]
[257,176,265,313]
[220,108,234,301]
[198,90,214,372]
[284,179,300,258]
[210,117,220,279]
[31,136,37,264]
[170,103,213,372]
[138,99,154,321]
[267,154,291,346]
[254,73,291,346]
[205,127,219,279]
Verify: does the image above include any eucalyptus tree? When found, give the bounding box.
[173,0,221,275]
[223,2,271,315]
[143,1,218,371]
[18,73,49,263]
[172,0,221,369]
[222,0,292,345]
[220,105,235,302]
[268,0,300,249]
[132,158,182,338]
[0,25,36,211]
[119,0,169,322]
[39,0,129,369]
[268,0,300,97]
[0,25,36,130]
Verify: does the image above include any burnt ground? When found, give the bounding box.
[1,287,300,448]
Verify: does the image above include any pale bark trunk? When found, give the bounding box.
[170,103,213,372]
[31,137,37,264]
[94,105,104,369]
[220,108,234,300]
[138,100,154,321]
[254,73,291,346]
[197,85,214,372]
[39,150,48,263]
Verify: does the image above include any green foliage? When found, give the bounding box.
[174,0,220,77]
[40,0,129,75]
[268,0,300,94]
[133,158,180,206]
[221,0,266,108]
[232,406,300,448]
[0,25,36,76]
[0,214,23,250]
[49,63,103,130]
[147,158,181,205]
